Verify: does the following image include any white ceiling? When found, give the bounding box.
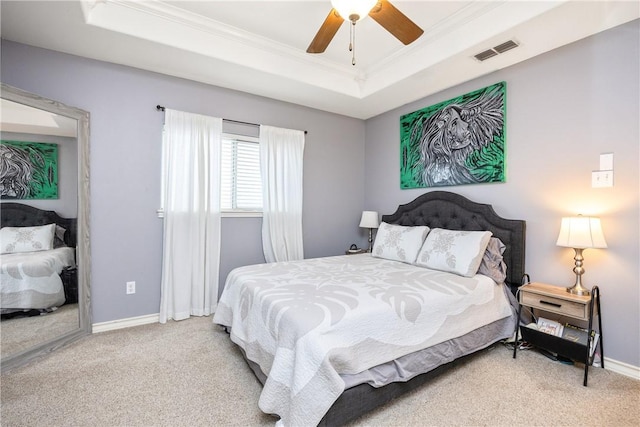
[1,1,638,119]
[1,99,78,137]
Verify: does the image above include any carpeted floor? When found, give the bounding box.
[1,316,638,426]
[1,304,79,358]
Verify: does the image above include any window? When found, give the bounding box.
[220,133,262,213]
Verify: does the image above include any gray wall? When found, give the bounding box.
[1,132,78,217]
[364,20,639,367]
[1,40,367,323]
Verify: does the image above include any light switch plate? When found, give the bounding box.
[592,170,613,188]
[600,153,614,171]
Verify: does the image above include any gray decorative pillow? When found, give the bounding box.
[372,222,430,264]
[415,228,493,277]
[477,237,507,284]
[0,223,56,254]
[54,225,67,248]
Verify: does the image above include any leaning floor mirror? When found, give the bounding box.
[1,83,91,372]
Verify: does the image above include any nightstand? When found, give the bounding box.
[513,281,604,386]
[61,266,78,304]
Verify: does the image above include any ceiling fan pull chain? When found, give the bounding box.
[350,20,356,66]
[349,20,354,52]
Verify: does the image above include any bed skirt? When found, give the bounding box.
[235,313,515,426]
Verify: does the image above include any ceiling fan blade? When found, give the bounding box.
[369,0,424,45]
[307,9,344,54]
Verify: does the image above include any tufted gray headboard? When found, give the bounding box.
[382,191,526,291]
[0,203,77,248]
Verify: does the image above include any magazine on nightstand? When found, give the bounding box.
[562,323,600,357]
[536,317,564,337]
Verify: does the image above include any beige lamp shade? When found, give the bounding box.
[359,211,379,229]
[556,216,607,249]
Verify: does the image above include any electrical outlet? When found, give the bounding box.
[126,281,136,294]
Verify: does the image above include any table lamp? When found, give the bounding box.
[359,211,379,252]
[556,216,607,296]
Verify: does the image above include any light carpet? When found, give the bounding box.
[1,316,638,426]
[1,304,79,358]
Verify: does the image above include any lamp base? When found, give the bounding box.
[566,247,591,296]
[566,285,590,296]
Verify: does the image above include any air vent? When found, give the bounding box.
[474,40,520,62]
[493,40,519,54]
[474,49,498,61]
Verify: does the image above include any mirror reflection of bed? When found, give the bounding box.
[0,204,79,359]
[0,86,90,372]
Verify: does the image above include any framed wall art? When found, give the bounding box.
[400,81,506,189]
[0,140,59,199]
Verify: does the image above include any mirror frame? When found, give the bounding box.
[1,83,91,372]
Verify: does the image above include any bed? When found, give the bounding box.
[213,191,526,426]
[1,203,77,315]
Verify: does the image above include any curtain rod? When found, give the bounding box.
[156,105,307,134]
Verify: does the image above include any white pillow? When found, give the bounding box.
[0,223,56,254]
[415,228,493,277]
[372,222,430,264]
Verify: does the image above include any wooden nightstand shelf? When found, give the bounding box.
[513,281,604,386]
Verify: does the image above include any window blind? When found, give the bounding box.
[221,136,262,211]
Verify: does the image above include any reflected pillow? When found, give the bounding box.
[54,225,67,248]
[415,228,492,277]
[0,223,56,254]
[477,237,507,284]
[372,222,430,264]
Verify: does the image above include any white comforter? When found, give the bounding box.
[213,254,513,426]
[1,247,75,311]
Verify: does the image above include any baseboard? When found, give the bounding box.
[92,313,159,333]
[604,357,640,380]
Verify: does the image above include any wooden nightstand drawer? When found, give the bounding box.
[520,292,588,320]
[518,282,591,321]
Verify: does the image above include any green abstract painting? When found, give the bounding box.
[400,82,506,189]
[0,140,59,199]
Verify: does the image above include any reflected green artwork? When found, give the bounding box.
[0,140,58,199]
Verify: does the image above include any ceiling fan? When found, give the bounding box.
[307,0,424,64]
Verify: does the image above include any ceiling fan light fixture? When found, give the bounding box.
[331,0,377,22]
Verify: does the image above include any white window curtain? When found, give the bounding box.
[259,125,305,263]
[159,109,222,323]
